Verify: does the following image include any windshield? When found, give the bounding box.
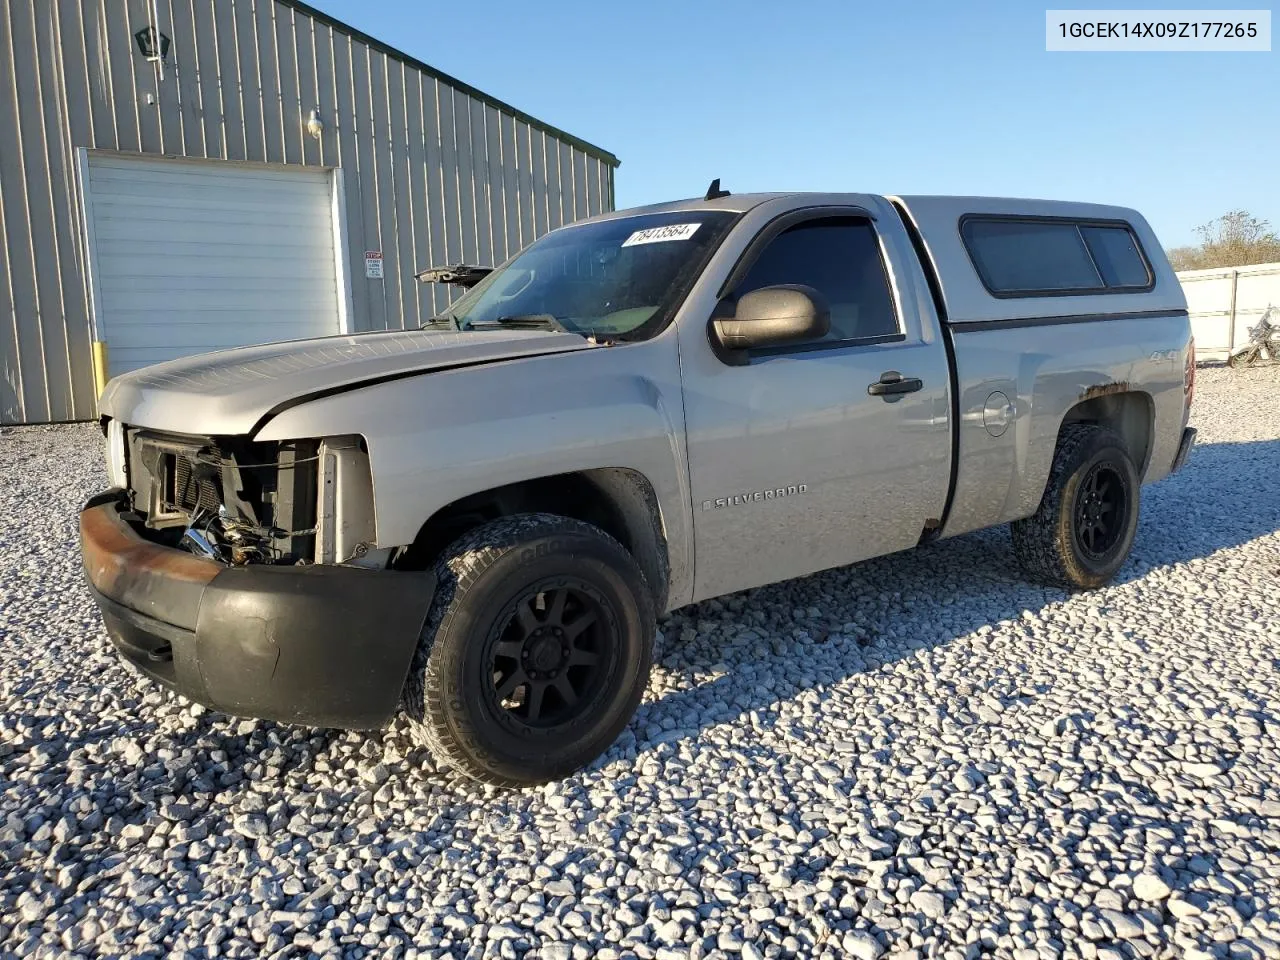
[444,210,738,340]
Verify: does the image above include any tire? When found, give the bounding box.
[1010,424,1140,589]
[402,513,654,786]
[1229,346,1259,368]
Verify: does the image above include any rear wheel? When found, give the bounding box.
[1011,424,1140,589]
[402,513,654,786]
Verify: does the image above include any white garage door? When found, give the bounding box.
[83,155,345,376]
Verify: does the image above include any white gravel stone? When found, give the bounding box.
[231,813,268,840]
[1182,761,1225,780]
[909,890,946,919]
[1133,872,1172,901]
[2,364,1280,960]
[843,930,885,959]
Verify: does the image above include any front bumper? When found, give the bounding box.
[79,492,434,729]
[1171,426,1197,474]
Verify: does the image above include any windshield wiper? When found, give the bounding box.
[461,314,568,333]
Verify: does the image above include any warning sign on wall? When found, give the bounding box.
[364,251,383,279]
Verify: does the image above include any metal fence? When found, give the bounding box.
[1177,261,1280,361]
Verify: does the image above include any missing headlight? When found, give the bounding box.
[125,429,320,564]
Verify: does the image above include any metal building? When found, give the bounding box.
[0,0,619,424]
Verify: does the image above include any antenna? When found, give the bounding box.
[704,178,731,201]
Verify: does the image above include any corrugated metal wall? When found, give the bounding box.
[0,0,617,424]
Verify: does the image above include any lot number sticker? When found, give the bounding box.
[365,251,384,279]
[621,223,701,247]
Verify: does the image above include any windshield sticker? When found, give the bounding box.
[621,223,701,247]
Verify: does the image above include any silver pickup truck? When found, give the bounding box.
[80,190,1196,785]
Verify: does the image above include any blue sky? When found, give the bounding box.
[307,0,1278,248]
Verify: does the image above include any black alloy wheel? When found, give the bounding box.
[402,513,655,786]
[1010,424,1141,589]
[1072,461,1128,560]
[486,582,613,729]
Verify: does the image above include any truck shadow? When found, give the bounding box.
[628,438,1280,755]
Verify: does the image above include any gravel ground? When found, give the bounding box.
[2,365,1279,960]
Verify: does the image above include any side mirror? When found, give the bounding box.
[710,284,830,357]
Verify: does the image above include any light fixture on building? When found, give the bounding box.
[133,26,170,63]
[306,108,324,140]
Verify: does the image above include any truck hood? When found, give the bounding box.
[99,328,592,436]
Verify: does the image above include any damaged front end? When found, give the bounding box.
[81,425,434,729]
[121,428,380,568]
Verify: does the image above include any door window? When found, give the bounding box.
[735,217,900,347]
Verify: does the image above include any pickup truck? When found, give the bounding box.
[80,190,1197,785]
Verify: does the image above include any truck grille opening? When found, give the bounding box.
[124,429,319,564]
[168,451,222,516]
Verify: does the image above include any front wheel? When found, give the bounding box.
[402,513,654,786]
[1011,424,1140,589]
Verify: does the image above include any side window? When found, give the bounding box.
[1079,225,1151,287]
[961,217,1153,296]
[962,220,1100,292]
[735,218,899,346]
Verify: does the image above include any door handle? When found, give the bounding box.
[867,371,923,398]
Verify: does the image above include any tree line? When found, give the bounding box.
[1167,211,1280,272]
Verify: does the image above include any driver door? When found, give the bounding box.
[679,212,952,601]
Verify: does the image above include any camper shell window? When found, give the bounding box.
[961,216,1154,298]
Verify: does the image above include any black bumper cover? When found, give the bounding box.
[80,493,434,730]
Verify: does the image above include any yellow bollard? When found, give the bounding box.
[91,341,109,399]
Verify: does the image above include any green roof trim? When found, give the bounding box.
[280,0,620,168]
